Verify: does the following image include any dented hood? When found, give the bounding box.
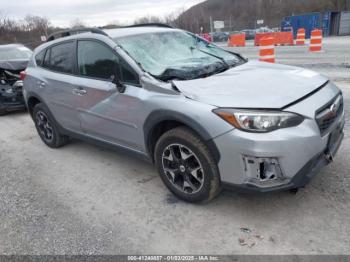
[173,61,329,108]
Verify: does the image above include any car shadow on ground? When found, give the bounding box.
[64,137,322,210]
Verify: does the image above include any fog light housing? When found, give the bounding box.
[242,156,289,188]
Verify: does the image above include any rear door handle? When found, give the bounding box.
[73,87,87,96]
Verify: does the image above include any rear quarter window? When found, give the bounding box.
[43,48,51,68]
[35,50,45,66]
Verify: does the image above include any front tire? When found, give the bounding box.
[33,103,69,148]
[155,127,221,203]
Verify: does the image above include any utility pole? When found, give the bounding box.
[210,16,213,34]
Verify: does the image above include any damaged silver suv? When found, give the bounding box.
[23,25,345,202]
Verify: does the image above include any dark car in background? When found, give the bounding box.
[240,29,256,40]
[211,31,229,42]
[0,44,32,115]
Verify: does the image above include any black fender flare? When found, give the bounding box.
[143,109,221,163]
[25,91,45,117]
[26,92,62,130]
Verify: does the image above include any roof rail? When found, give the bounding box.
[124,23,174,29]
[47,27,108,42]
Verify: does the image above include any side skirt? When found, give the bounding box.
[58,126,153,164]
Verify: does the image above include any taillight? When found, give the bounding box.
[20,71,27,81]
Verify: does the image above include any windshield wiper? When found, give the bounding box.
[194,47,230,70]
[156,64,222,82]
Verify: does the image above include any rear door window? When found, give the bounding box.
[48,42,75,74]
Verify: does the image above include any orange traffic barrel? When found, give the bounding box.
[274,31,294,46]
[309,29,323,52]
[296,28,305,45]
[228,33,246,47]
[259,37,275,63]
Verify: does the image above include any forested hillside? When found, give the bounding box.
[177,0,350,32]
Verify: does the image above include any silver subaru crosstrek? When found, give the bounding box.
[23,25,345,202]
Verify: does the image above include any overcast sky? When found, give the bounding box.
[0,0,204,27]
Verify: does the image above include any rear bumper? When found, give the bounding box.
[0,100,26,113]
[0,101,25,109]
[0,85,26,113]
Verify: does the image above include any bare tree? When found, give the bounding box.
[1,0,349,48]
[134,15,163,24]
[24,15,50,36]
[0,12,54,48]
[70,18,86,29]
[102,19,123,29]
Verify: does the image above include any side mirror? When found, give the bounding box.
[111,74,126,93]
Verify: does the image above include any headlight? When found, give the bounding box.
[213,109,304,133]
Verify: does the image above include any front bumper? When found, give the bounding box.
[213,100,345,193]
[221,126,344,193]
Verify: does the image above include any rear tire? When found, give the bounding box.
[155,127,221,203]
[33,103,69,148]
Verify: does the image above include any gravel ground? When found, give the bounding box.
[0,36,350,255]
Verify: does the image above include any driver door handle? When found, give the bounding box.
[73,87,87,96]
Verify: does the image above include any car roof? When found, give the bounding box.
[104,26,180,39]
[34,26,181,53]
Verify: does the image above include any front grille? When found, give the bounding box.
[316,94,344,136]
